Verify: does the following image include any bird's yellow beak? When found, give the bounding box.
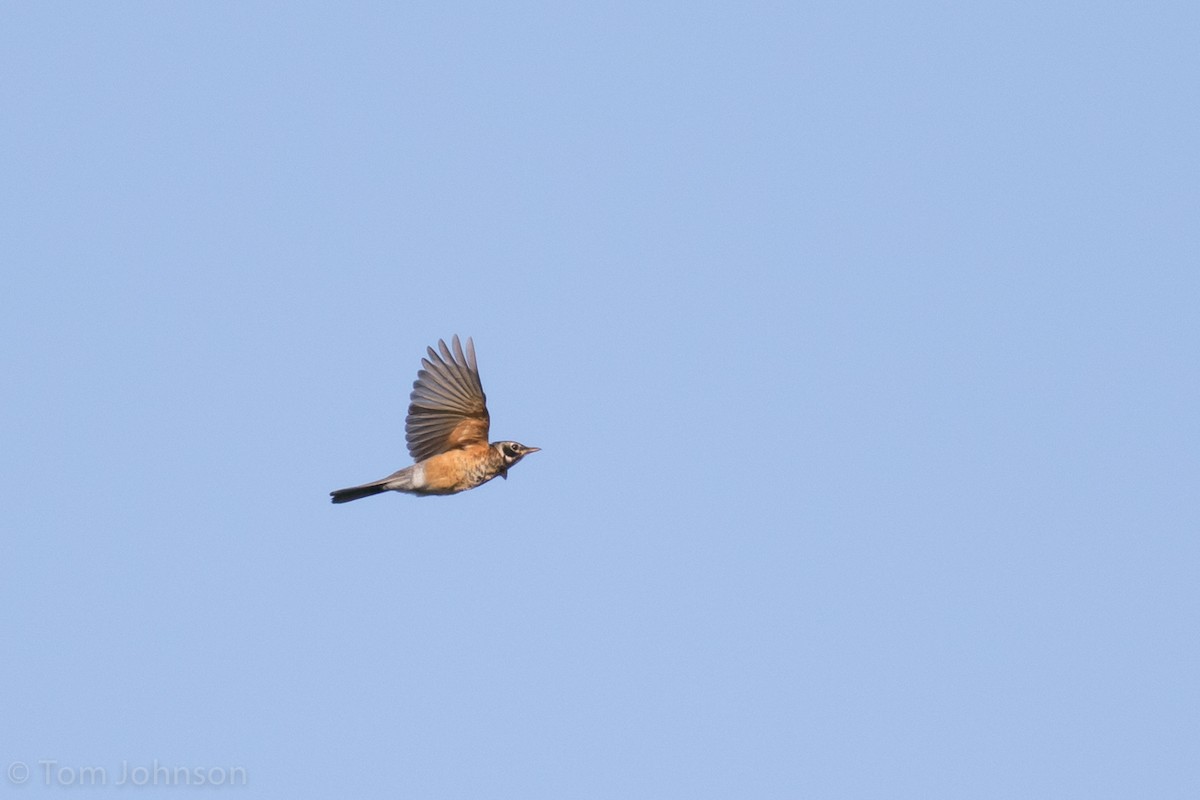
[523,446,541,454]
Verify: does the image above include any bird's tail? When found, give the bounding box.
[330,482,388,504]
[329,467,414,504]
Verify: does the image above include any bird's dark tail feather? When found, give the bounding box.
[330,467,414,504]
[330,482,389,504]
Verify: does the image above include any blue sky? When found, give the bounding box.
[2,2,1197,797]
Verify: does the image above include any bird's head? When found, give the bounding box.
[493,441,540,477]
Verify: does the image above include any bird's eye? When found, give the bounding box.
[504,444,518,457]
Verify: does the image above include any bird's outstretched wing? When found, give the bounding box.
[405,335,490,461]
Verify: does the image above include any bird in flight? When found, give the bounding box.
[330,335,539,503]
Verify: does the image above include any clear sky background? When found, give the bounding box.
[2,2,1197,798]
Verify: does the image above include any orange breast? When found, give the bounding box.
[417,444,496,494]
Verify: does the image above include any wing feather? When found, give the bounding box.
[405,335,490,461]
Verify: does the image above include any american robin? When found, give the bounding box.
[330,335,539,503]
